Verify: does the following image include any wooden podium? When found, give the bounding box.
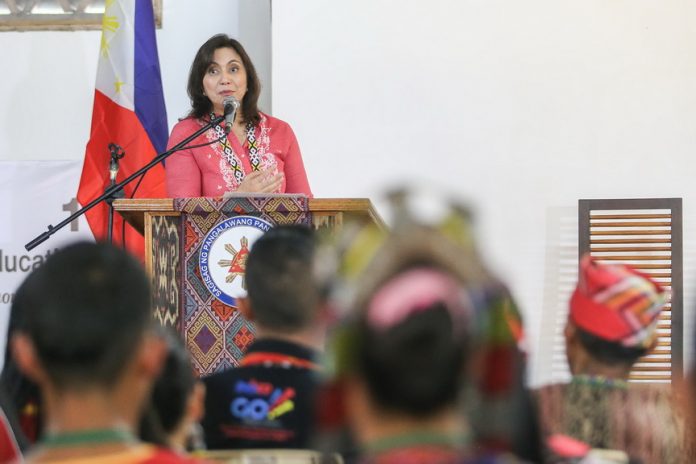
[113,197,383,375]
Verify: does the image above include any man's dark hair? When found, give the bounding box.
[150,331,196,434]
[11,241,152,391]
[576,326,649,366]
[244,225,318,331]
[186,33,261,123]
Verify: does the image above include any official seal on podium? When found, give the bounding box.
[199,215,273,307]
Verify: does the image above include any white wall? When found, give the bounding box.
[0,0,271,160]
[271,0,696,385]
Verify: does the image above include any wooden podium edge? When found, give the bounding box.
[112,197,385,234]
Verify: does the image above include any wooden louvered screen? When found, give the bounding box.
[578,198,683,383]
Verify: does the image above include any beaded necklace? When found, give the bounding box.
[571,374,628,390]
[209,113,261,178]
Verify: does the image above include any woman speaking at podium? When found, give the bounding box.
[165,34,313,198]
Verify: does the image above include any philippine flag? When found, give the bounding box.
[77,0,168,259]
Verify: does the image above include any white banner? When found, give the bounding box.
[0,160,94,372]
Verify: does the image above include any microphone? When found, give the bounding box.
[108,143,125,184]
[223,96,239,134]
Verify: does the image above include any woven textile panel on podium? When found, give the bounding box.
[177,197,311,375]
[113,196,383,376]
[578,198,683,382]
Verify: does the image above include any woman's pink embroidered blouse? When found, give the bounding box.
[165,113,312,198]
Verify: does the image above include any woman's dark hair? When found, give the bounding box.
[356,299,467,418]
[186,33,261,124]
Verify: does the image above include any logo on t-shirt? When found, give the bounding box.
[199,216,273,307]
[230,379,296,422]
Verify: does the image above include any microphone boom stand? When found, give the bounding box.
[25,114,226,251]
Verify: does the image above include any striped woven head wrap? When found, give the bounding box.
[569,254,667,349]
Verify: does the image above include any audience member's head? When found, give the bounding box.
[140,330,204,453]
[238,224,323,341]
[346,264,473,422]
[319,188,541,462]
[565,254,666,379]
[324,201,488,459]
[10,242,167,458]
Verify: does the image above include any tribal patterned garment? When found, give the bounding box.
[535,378,692,464]
[166,112,312,198]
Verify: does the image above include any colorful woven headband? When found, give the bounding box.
[366,267,471,334]
[569,254,667,349]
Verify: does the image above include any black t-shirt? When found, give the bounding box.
[202,338,321,449]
